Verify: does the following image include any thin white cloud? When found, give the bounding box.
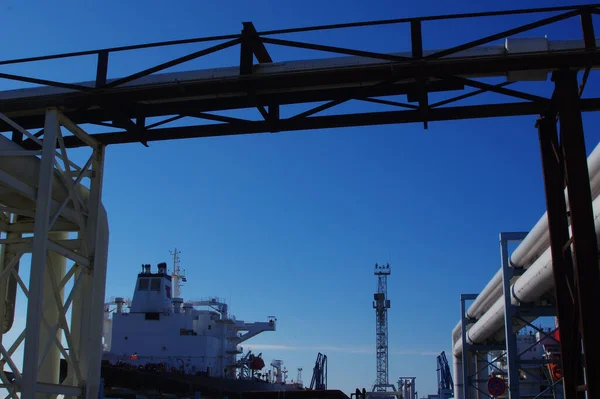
[391,349,439,356]
[245,344,437,356]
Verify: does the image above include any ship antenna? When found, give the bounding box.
[169,248,185,298]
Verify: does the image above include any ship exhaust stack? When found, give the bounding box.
[115,298,125,314]
[183,303,193,315]
[157,262,167,274]
[172,297,183,314]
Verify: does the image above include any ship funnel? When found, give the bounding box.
[115,297,126,314]
[143,264,151,274]
[157,262,167,274]
[183,302,193,315]
[172,297,183,314]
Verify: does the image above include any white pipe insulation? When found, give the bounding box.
[459,182,600,349]
[452,141,600,399]
[451,141,600,348]
[452,195,599,354]
[454,198,600,353]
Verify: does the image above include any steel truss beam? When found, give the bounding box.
[0,109,107,399]
[0,5,596,148]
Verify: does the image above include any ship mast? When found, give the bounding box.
[170,248,185,298]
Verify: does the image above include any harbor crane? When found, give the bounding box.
[437,352,453,399]
[310,353,328,390]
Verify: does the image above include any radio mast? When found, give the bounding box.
[170,248,186,297]
[372,263,395,392]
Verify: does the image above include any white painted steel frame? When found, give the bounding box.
[0,108,107,399]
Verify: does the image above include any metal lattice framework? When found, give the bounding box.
[0,4,598,399]
[0,5,596,147]
[0,109,107,399]
[372,263,392,392]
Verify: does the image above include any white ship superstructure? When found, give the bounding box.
[102,256,279,381]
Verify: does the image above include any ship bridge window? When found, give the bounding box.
[150,278,161,291]
[138,278,149,291]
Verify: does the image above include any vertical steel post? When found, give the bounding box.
[95,51,109,88]
[38,232,67,386]
[499,232,526,399]
[475,353,488,399]
[536,114,582,399]
[21,108,60,399]
[553,69,600,398]
[460,294,477,399]
[84,143,107,399]
[239,23,254,76]
[0,224,21,335]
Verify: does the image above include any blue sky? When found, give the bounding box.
[1,0,600,396]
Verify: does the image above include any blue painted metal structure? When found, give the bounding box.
[310,353,328,390]
[437,352,453,399]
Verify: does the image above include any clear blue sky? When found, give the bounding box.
[2,0,600,396]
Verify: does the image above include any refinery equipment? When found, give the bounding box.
[452,141,600,399]
[398,378,416,399]
[296,368,303,388]
[372,263,395,393]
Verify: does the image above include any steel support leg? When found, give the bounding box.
[38,232,67,387]
[461,294,477,399]
[500,232,527,399]
[0,223,21,335]
[83,144,106,399]
[475,353,489,399]
[552,69,600,398]
[0,108,108,399]
[21,108,60,399]
[536,114,583,399]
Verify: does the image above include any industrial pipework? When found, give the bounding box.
[451,141,600,399]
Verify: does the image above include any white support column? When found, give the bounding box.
[0,221,22,335]
[38,232,67,389]
[21,108,60,399]
[83,145,107,399]
[0,108,109,399]
[65,264,89,391]
[476,353,488,399]
[453,355,463,399]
